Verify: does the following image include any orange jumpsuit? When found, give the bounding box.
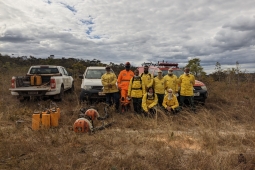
[117,69,134,106]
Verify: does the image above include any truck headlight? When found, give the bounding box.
[84,85,92,90]
[201,85,207,91]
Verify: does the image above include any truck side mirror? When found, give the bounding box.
[79,75,84,79]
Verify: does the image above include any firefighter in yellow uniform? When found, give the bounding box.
[142,87,158,116]
[117,62,134,112]
[179,67,196,112]
[153,69,165,107]
[140,65,153,91]
[164,68,179,96]
[101,65,120,112]
[128,70,145,114]
[162,88,180,114]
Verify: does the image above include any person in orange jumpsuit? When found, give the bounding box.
[117,62,134,113]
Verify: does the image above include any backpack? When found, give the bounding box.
[73,118,92,133]
[141,73,151,78]
[84,109,100,121]
[132,76,142,83]
[131,76,142,90]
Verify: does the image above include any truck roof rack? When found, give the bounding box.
[156,61,178,68]
[141,61,179,68]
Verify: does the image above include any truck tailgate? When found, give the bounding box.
[9,86,51,92]
[9,86,55,96]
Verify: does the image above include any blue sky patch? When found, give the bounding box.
[61,3,77,13]
[81,20,94,25]
[86,27,93,35]
[91,35,101,39]
[80,16,94,25]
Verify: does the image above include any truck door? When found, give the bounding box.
[61,67,71,89]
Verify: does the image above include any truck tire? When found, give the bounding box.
[55,86,64,101]
[79,90,86,104]
[67,82,74,93]
[200,99,206,105]
[19,96,30,102]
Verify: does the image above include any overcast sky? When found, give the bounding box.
[1,0,255,74]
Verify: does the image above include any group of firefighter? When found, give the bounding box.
[101,62,196,116]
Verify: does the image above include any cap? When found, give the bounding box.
[168,68,173,71]
[167,88,173,93]
[125,62,130,65]
[157,69,162,73]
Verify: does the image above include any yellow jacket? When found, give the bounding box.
[140,73,153,90]
[164,74,179,93]
[101,72,119,93]
[162,94,179,109]
[179,73,195,96]
[142,93,158,112]
[153,76,165,94]
[128,76,146,98]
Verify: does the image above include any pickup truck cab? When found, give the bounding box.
[9,65,74,101]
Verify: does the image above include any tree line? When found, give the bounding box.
[0,54,133,78]
[0,54,254,82]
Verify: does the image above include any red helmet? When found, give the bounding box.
[73,118,92,133]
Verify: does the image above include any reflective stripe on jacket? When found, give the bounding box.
[142,93,158,112]
[153,76,165,94]
[162,94,179,109]
[117,70,134,90]
[179,74,195,96]
[101,72,119,93]
[128,77,145,98]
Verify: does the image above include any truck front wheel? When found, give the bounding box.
[79,90,86,103]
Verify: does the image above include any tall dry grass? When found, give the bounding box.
[0,68,254,170]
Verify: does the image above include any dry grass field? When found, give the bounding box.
[0,67,254,170]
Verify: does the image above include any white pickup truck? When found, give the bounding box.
[79,66,106,104]
[9,65,74,101]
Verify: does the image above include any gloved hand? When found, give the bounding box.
[166,106,171,111]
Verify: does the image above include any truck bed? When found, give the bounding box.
[10,75,53,96]
[15,74,60,88]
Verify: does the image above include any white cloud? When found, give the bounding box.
[0,0,255,74]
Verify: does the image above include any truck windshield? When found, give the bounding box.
[85,69,112,79]
[30,68,59,74]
